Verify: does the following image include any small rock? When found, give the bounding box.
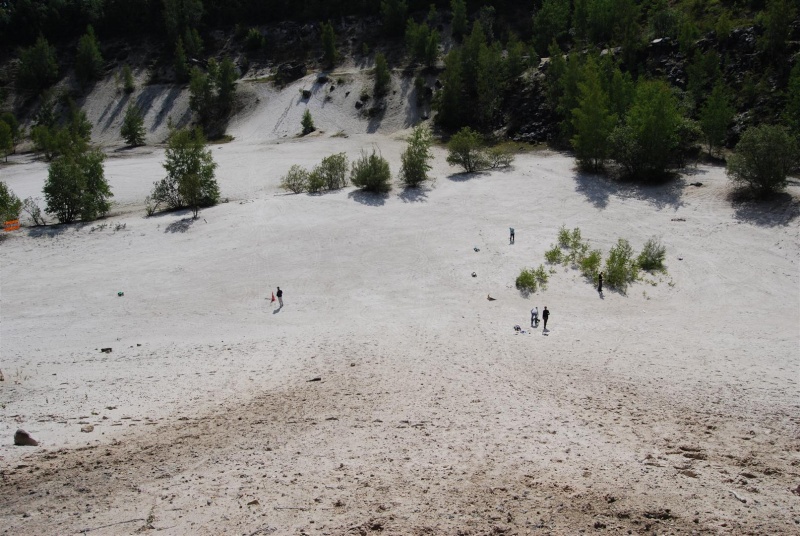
[680,469,699,478]
[307,377,321,382]
[101,348,112,353]
[14,429,38,446]
[81,425,95,433]
[247,499,260,506]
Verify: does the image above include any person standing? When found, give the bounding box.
[509,227,515,244]
[542,306,550,331]
[531,307,538,328]
[276,286,283,307]
[597,272,603,294]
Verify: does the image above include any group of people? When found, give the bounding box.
[530,306,550,330]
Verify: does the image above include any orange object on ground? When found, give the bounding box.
[4,219,20,231]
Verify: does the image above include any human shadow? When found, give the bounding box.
[272,306,282,314]
[399,186,429,203]
[729,188,800,227]
[573,170,687,210]
[165,217,195,233]
[348,189,387,206]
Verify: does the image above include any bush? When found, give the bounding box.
[0,121,12,162]
[22,197,46,226]
[245,28,264,51]
[301,109,315,135]
[533,265,549,290]
[0,182,22,222]
[557,224,570,248]
[544,244,563,264]
[400,124,434,187]
[374,52,391,97]
[314,153,348,190]
[516,268,537,294]
[75,26,104,88]
[281,165,308,193]
[579,249,603,280]
[321,21,337,68]
[637,237,666,272]
[446,127,488,173]
[487,145,515,169]
[726,125,798,195]
[122,64,135,94]
[350,149,391,192]
[306,168,326,193]
[604,238,639,294]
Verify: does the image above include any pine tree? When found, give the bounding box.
[374,52,391,96]
[784,62,800,134]
[400,124,434,187]
[450,0,468,41]
[571,57,617,171]
[75,25,104,88]
[121,104,146,146]
[301,109,315,135]
[174,38,189,83]
[699,83,734,156]
[434,48,464,130]
[321,21,337,68]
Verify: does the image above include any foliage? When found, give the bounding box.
[380,0,408,37]
[122,64,135,93]
[350,149,391,193]
[686,50,721,108]
[321,21,337,68]
[571,56,617,171]
[152,127,219,217]
[374,53,391,97]
[544,244,563,264]
[245,28,264,51]
[433,48,463,130]
[699,83,734,156]
[22,197,46,226]
[0,182,22,222]
[314,153,349,190]
[121,104,146,146]
[758,0,795,56]
[406,20,439,67]
[487,145,515,169]
[446,127,487,173]
[188,57,238,135]
[0,112,20,152]
[44,148,111,223]
[16,35,59,93]
[281,165,309,193]
[0,122,12,162]
[400,124,434,187]
[557,224,571,248]
[637,236,666,272]
[450,0,468,40]
[726,125,798,195]
[307,168,327,193]
[604,238,639,294]
[163,0,203,40]
[301,109,315,135]
[532,0,570,54]
[516,265,549,294]
[579,249,603,280]
[174,38,189,83]
[75,25,103,88]
[784,62,800,134]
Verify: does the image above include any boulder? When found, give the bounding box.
[14,429,38,446]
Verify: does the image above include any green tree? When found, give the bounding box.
[313,153,348,190]
[374,52,391,97]
[0,181,23,222]
[505,33,527,81]
[450,0,468,41]
[183,27,203,58]
[0,121,12,162]
[301,109,315,135]
[280,165,309,194]
[189,65,214,126]
[216,57,238,115]
[571,57,617,171]
[174,38,190,83]
[699,83,734,156]
[155,127,219,217]
[75,25,104,88]
[758,0,795,56]
[610,79,682,179]
[163,0,203,41]
[476,41,504,128]
[122,64,135,93]
[686,50,721,107]
[16,35,59,93]
[400,124,434,187]
[321,20,337,68]
[381,0,408,37]
[434,48,464,130]
[446,127,487,173]
[784,62,800,134]
[44,148,111,223]
[350,149,392,192]
[726,125,798,195]
[0,112,21,153]
[121,104,146,146]
[532,0,570,54]
[573,0,589,42]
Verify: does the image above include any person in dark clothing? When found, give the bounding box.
[509,227,515,244]
[598,272,603,294]
[542,306,549,330]
[276,287,283,307]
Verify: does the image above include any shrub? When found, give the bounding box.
[315,153,348,190]
[75,26,104,88]
[0,121,12,162]
[726,125,798,196]
[301,109,315,135]
[544,244,563,264]
[16,35,59,93]
[22,197,46,226]
[44,148,111,223]
[604,238,639,294]
[400,124,434,187]
[557,224,570,248]
[374,52,391,97]
[0,182,22,222]
[281,165,308,193]
[487,145,515,169]
[350,149,391,192]
[321,21,337,68]
[245,28,264,51]
[121,104,146,146]
[306,168,326,193]
[579,249,603,280]
[533,264,549,290]
[637,237,666,272]
[446,127,487,173]
[515,268,537,294]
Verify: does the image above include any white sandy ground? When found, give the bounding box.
[1,74,799,535]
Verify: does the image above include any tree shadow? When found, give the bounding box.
[366,103,386,134]
[574,170,687,210]
[399,186,429,203]
[348,189,387,206]
[448,171,488,182]
[26,224,71,238]
[165,217,196,233]
[728,188,800,227]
